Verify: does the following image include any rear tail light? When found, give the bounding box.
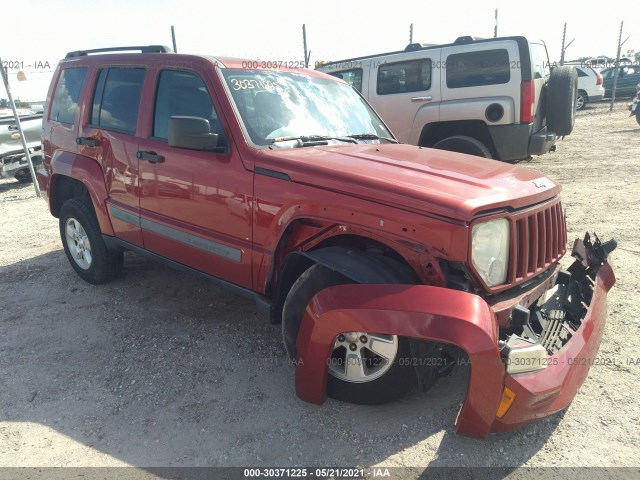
[520,80,534,123]
[596,73,603,86]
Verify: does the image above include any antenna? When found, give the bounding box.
[171,25,178,53]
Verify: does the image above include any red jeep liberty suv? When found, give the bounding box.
[37,46,616,438]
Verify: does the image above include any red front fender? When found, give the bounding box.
[295,285,504,438]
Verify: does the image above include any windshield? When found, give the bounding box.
[221,69,393,147]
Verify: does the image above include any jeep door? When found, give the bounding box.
[78,65,147,247]
[367,51,441,144]
[136,67,253,288]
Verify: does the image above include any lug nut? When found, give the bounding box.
[349,343,357,351]
[337,334,345,342]
[360,335,368,344]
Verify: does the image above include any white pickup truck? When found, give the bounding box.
[0,109,43,182]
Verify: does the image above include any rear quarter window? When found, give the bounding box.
[446,49,510,88]
[49,68,88,124]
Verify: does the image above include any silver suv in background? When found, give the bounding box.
[317,36,578,161]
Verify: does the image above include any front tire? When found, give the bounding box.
[282,263,416,405]
[59,197,123,284]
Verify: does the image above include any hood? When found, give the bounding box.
[255,144,560,222]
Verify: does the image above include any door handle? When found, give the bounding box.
[411,96,432,102]
[76,137,100,147]
[136,150,165,163]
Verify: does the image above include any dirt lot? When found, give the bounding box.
[1,101,639,476]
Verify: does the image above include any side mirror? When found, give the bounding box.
[168,116,225,152]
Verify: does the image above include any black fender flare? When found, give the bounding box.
[270,246,419,324]
[301,246,419,284]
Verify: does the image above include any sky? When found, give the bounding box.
[1,0,637,102]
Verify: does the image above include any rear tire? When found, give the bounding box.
[546,66,578,135]
[432,135,492,158]
[282,263,416,405]
[59,197,123,284]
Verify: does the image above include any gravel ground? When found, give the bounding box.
[0,100,639,478]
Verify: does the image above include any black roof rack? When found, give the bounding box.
[404,43,438,51]
[453,36,486,44]
[65,45,173,59]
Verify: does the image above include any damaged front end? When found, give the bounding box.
[295,233,616,438]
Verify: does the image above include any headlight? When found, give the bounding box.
[471,218,509,287]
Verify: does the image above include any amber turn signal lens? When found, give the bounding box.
[496,386,516,418]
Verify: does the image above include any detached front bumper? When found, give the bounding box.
[295,235,616,438]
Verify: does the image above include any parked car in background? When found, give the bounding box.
[317,36,578,161]
[601,65,640,98]
[0,109,43,182]
[569,65,604,110]
[627,82,640,126]
[582,57,610,70]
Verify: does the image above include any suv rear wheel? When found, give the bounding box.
[282,263,416,405]
[59,197,123,284]
[576,90,588,110]
[432,135,492,158]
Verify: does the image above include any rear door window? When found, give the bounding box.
[49,68,88,124]
[446,49,510,88]
[377,59,432,95]
[90,67,145,134]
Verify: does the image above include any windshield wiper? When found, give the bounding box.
[270,135,358,147]
[347,133,399,143]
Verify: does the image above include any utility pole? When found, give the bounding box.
[409,23,413,44]
[494,9,498,38]
[559,23,574,66]
[560,23,566,65]
[171,25,177,53]
[610,21,629,111]
[303,24,309,68]
[0,58,40,196]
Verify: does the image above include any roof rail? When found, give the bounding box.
[65,45,174,58]
[453,36,486,44]
[404,43,437,52]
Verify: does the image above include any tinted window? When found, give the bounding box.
[50,68,88,124]
[329,69,363,92]
[377,59,431,95]
[446,49,510,88]
[576,68,588,77]
[90,68,145,133]
[152,70,223,143]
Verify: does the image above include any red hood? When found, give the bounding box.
[256,144,560,222]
